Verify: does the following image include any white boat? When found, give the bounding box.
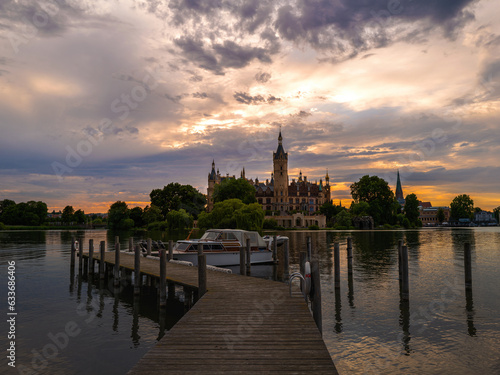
[172,229,273,266]
[263,235,289,248]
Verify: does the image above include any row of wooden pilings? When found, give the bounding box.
[69,236,207,308]
[330,237,474,301]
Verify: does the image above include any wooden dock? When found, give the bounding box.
[82,251,338,374]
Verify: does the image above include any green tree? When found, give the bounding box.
[108,201,131,229]
[350,175,396,225]
[142,205,162,224]
[350,201,370,216]
[404,194,420,225]
[62,205,75,224]
[165,209,193,230]
[450,194,474,220]
[494,207,500,223]
[319,202,344,222]
[197,199,264,231]
[212,178,256,205]
[74,209,86,224]
[437,207,445,224]
[334,210,352,228]
[474,207,482,214]
[129,207,144,228]
[150,183,206,218]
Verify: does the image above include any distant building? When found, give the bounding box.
[419,205,450,226]
[395,171,405,206]
[207,130,332,216]
[474,211,495,224]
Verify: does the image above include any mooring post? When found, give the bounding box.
[99,241,105,280]
[347,237,353,260]
[198,253,207,297]
[464,242,472,287]
[129,237,133,253]
[168,240,174,261]
[70,237,76,269]
[114,242,120,288]
[307,236,312,262]
[159,249,166,307]
[311,257,323,335]
[147,238,152,256]
[239,246,246,276]
[398,239,403,282]
[134,244,141,295]
[283,238,290,280]
[401,245,409,300]
[246,238,251,276]
[115,236,119,246]
[78,239,83,273]
[88,239,94,275]
[272,235,278,262]
[300,251,306,292]
[334,242,340,289]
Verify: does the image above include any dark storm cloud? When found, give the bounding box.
[255,72,271,83]
[233,92,282,105]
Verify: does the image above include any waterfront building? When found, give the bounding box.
[207,130,332,226]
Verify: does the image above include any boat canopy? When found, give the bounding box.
[201,229,267,248]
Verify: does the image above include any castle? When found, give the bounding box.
[207,130,332,214]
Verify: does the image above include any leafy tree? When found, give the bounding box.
[334,210,352,227]
[165,209,193,230]
[62,205,75,223]
[150,182,206,218]
[402,217,411,229]
[142,205,162,224]
[437,207,445,224]
[263,218,278,229]
[197,199,264,231]
[404,194,420,225]
[74,209,86,224]
[0,222,5,230]
[474,207,482,213]
[0,200,47,225]
[350,175,396,225]
[129,207,144,228]
[494,207,500,223]
[350,201,370,216]
[320,202,344,222]
[212,178,256,205]
[450,194,474,220]
[108,201,131,229]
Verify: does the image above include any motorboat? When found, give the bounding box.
[172,229,273,266]
[263,235,289,248]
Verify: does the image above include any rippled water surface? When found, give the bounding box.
[1,228,499,374]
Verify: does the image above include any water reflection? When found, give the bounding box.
[465,287,477,337]
[399,298,411,354]
[334,287,342,333]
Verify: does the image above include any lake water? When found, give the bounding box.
[1,228,499,374]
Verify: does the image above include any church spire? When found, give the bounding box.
[278,126,282,144]
[396,170,404,202]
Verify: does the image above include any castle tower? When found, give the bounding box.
[325,169,331,202]
[273,129,288,213]
[207,160,217,211]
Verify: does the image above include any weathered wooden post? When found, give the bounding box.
[78,240,83,273]
[114,242,120,288]
[300,251,306,292]
[283,238,290,280]
[307,236,312,261]
[239,246,246,276]
[464,242,472,287]
[401,245,409,300]
[134,244,141,295]
[70,237,76,269]
[115,236,119,246]
[198,253,207,297]
[398,239,403,282]
[346,237,353,260]
[334,242,340,289]
[147,238,152,256]
[272,235,278,262]
[88,239,94,275]
[245,237,251,276]
[99,241,105,280]
[311,257,322,335]
[168,240,174,261]
[159,249,167,307]
[129,237,134,253]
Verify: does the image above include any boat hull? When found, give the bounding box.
[172,250,273,266]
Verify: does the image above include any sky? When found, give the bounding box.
[0,0,499,213]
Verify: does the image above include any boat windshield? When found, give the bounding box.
[176,242,190,251]
[201,231,219,240]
